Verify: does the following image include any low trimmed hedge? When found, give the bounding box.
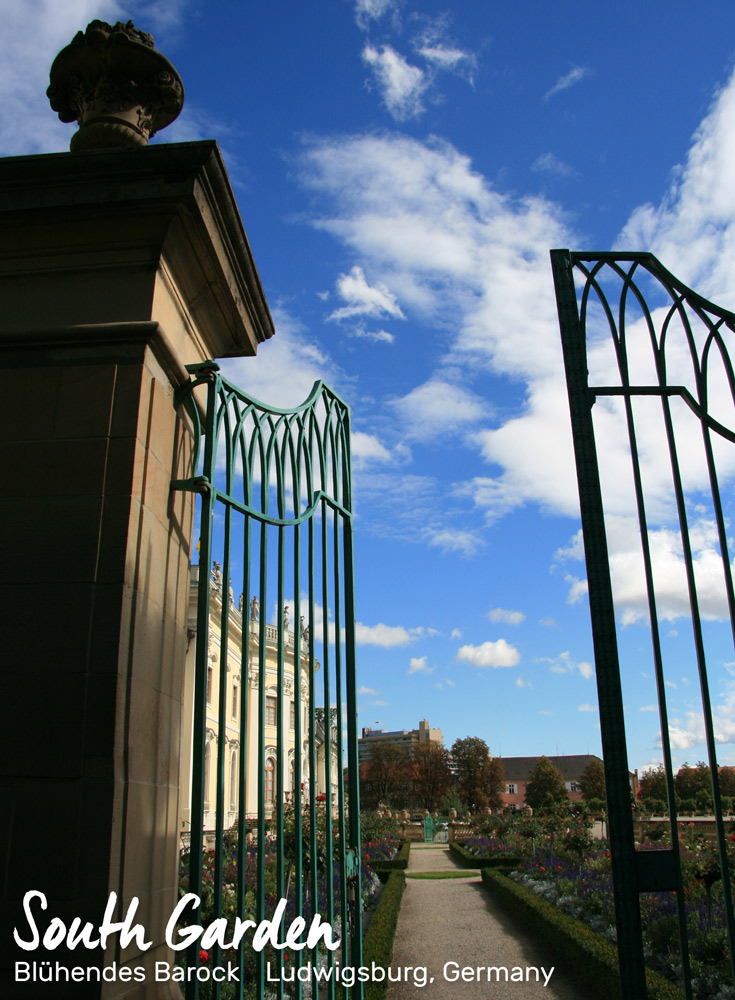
[481,869,685,1000]
[449,840,521,869]
[361,871,406,1000]
[370,839,410,872]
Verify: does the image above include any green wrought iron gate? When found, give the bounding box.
[552,251,735,999]
[172,361,363,1000]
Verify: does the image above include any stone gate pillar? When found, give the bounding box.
[0,29,274,995]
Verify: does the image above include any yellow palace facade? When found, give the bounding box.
[179,563,337,837]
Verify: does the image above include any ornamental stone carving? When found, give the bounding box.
[47,20,184,151]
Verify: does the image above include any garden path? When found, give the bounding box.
[385,844,590,1000]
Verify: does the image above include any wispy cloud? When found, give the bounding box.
[391,379,487,442]
[531,152,576,178]
[363,44,428,121]
[578,703,597,713]
[543,650,594,679]
[543,66,591,102]
[354,0,397,31]
[457,640,520,668]
[426,528,483,556]
[488,607,525,626]
[358,685,379,695]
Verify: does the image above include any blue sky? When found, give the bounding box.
[9,0,735,776]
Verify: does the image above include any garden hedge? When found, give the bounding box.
[480,869,685,1000]
[361,871,406,1000]
[449,840,521,869]
[370,839,410,872]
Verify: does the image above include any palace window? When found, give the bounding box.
[232,682,239,721]
[206,664,213,705]
[290,700,295,730]
[266,695,277,726]
[265,757,275,804]
[506,783,516,795]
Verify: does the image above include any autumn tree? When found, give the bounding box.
[450,737,503,813]
[414,741,452,812]
[525,756,567,811]
[360,740,411,809]
[579,757,606,804]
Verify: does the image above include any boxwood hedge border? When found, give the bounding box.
[449,840,521,869]
[360,870,406,1000]
[480,869,685,1000]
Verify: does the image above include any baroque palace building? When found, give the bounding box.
[179,563,337,837]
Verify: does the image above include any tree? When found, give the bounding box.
[360,740,411,809]
[413,742,452,812]
[450,737,503,813]
[638,764,668,803]
[718,767,735,797]
[675,761,711,803]
[525,756,567,810]
[579,758,606,804]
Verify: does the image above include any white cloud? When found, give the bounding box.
[417,44,475,78]
[515,677,532,688]
[446,678,456,687]
[578,702,597,713]
[457,639,520,668]
[221,305,342,410]
[358,685,379,695]
[355,0,396,30]
[0,0,122,157]
[299,70,735,555]
[351,430,394,468]
[557,515,735,625]
[355,622,423,646]
[451,628,463,640]
[640,705,658,712]
[543,66,591,102]
[392,379,487,442]
[488,607,525,625]
[328,265,405,322]
[348,326,395,344]
[408,655,434,674]
[362,44,428,121]
[544,651,594,679]
[425,528,483,556]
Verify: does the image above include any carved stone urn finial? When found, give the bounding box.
[47,20,184,151]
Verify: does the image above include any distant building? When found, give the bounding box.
[358,718,443,762]
[498,754,639,810]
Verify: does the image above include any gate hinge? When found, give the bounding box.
[170,476,212,496]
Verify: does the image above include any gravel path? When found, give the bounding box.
[385,846,591,1000]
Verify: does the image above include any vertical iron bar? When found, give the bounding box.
[551,249,647,1000]
[186,368,220,1000]
[659,390,735,988]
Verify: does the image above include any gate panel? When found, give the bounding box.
[172,362,362,1000]
[552,251,735,999]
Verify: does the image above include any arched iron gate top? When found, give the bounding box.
[552,250,735,1000]
[173,361,363,1000]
